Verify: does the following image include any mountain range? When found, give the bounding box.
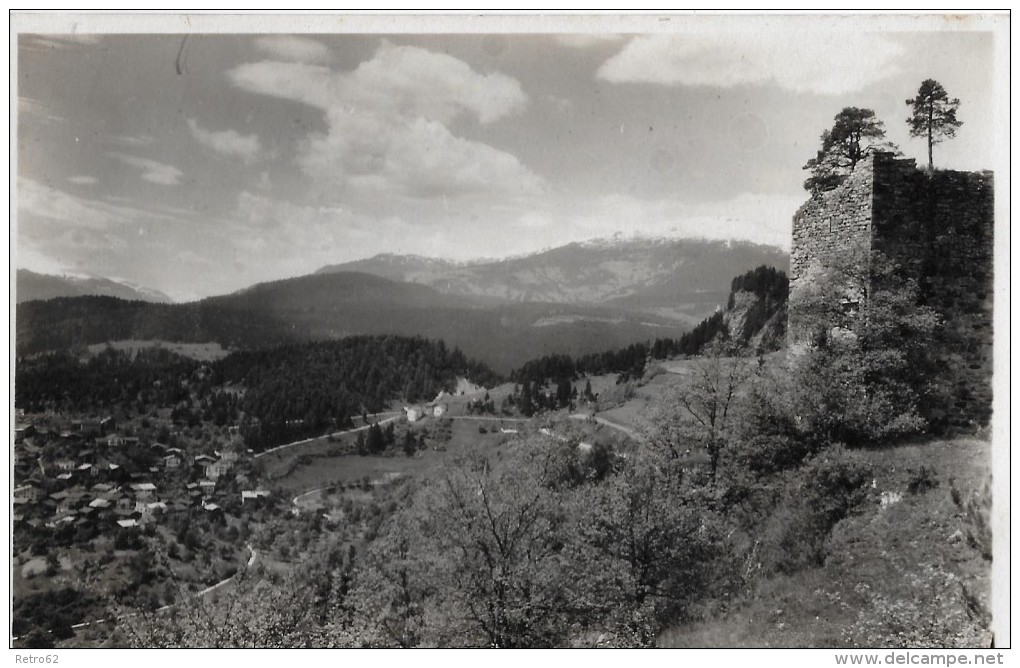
[16,237,789,372]
[318,237,789,325]
[16,269,173,304]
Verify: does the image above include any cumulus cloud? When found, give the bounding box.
[187,118,262,163]
[300,114,544,199]
[228,41,541,201]
[230,41,527,124]
[254,35,333,63]
[598,32,905,95]
[108,152,183,186]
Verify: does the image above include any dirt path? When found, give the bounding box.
[568,413,644,442]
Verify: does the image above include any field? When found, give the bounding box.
[265,418,521,498]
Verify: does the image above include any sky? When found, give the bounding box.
[14,15,1006,301]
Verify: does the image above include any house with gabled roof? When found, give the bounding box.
[13,483,40,504]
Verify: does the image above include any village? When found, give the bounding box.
[13,411,273,533]
[10,399,283,642]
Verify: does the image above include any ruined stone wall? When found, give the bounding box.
[870,154,995,428]
[789,151,995,429]
[790,155,875,288]
[788,155,876,346]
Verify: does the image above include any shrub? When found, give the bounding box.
[906,465,939,495]
[844,563,989,648]
[757,445,873,574]
[951,477,992,562]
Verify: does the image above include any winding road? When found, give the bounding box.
[568,413,645,442]
[254,412,400,459]
[19,409,641,644]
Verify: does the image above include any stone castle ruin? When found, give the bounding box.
[788,151,994,429]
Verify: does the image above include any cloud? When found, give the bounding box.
[22,34,102,51]
[554,34,626,49]
[230,41,527,124]
[187,118,262,163]
[19,178,135,230]
[598,32,905,95]
[112,134,156,148]
[299,114,545,200]
[17,245,72,275]
[254,35,333,63]
[108,152,183,185]
[228,41,541,202]
[18,96,66,124]
[67,175,98,186]
[484,191,803,256]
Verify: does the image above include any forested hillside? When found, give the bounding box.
[15,272,676,373]
[16,296,299,355]
[511,265,790,390]
[15,336,500,452]
[218,336,500,450]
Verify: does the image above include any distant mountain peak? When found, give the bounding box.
[16,269,173,304]
[310,237,788,318]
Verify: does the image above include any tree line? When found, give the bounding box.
[15,335,501,452]
[511,266,789,391]
[804,79,963,193]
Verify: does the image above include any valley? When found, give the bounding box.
[12,23,1002,653]
[10,256,994,650]
[16,236,787,373]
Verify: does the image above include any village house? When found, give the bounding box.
[49,491,73,515]
[47,513,76,529]
[13,483,39,504]
[206,459,232,480]
[14,424,36,442]
[59,430,83,443]
[139,501,167,523]
[131,482,157,502]
[194,454,217,477]
[241,490,271,505]
[162,453,182,471]
[100,434,125,448]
